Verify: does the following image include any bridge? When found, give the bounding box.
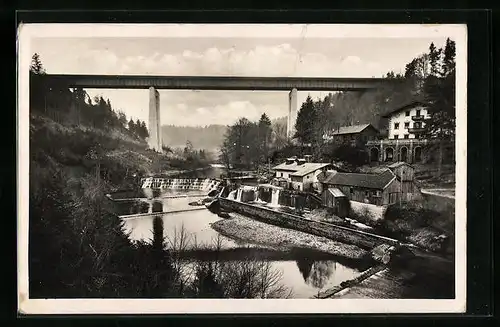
[35,74,399,153]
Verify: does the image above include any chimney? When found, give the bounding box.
[296,158,306,166]
[285,157,295,165]
[304,154,312,163]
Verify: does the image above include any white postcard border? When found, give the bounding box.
[17,23,467,314]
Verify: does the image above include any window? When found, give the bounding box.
[394,123,399,129]
[350,187,354,194]
[414,122,422,128]
[416,109,421,116]
[405,111,410,116]
[404,122,410,128]
[394,134,399,139]
[404,134,409,139]
[372,191,378,196]
[365,191,369,197]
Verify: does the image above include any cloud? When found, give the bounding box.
[342,55,362,65]
[42,42,386,127]
[64,43,383,78]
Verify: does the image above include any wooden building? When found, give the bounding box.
[320,187,350,218]
[323,123,380,147]
[386,162,421,201]
[319,162,421,206]
[320,169,400,206]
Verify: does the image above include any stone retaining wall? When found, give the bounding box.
[313,265,387,298]
[219,198,399,250]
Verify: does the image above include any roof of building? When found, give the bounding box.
[381,100,428,118]
[361,162,414,172]
[322,169,396,190]
[330,123,378,136]
[290,163,332,177]
[273,161,330,173]
[387,161,414,169]
[359,166,392,174]
[328,188,346,197]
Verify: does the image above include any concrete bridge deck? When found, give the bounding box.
[35,74,396,91]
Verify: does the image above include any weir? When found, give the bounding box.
[141,177,221,192]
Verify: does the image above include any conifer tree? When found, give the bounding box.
[128,119,136,135]
[30,53,46,74]
[258,113,272,164]
[429,42,442,77]
[294,95,317,145]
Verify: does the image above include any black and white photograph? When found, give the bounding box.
[17,23,467,314]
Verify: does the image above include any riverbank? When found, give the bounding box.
[210,213,369,260]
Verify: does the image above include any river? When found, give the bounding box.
[169,165,226,179]
[118,193,361,298]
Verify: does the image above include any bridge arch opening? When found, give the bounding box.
[370,147,379,162]
[384,147,394,162]
[414,146,422,163]
[400,146,408,162]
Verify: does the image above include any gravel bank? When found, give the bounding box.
[210,213,368,260]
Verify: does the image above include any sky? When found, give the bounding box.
[31,34,450,128]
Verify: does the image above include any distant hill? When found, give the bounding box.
[161,124,227,151]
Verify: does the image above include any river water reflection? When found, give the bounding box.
[119,196,361,298]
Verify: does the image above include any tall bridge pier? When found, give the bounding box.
[148,87,162,153]
[287,88,298,139]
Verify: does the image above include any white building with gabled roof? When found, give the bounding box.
[272,157,333,192]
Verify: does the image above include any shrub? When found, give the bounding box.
[407,228,443,252]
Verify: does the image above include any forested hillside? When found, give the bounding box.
[305,38,456,138]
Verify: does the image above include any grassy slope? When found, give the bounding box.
[30,113,162,187]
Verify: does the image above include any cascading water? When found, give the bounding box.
[236,189,243,202]
[227,190,238,200]
[217,187,225,198]
[201,178,210,191]
[143,187,154,199]
[254,187,267,204]
[171,179,179,189]
[269,188,281,207]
